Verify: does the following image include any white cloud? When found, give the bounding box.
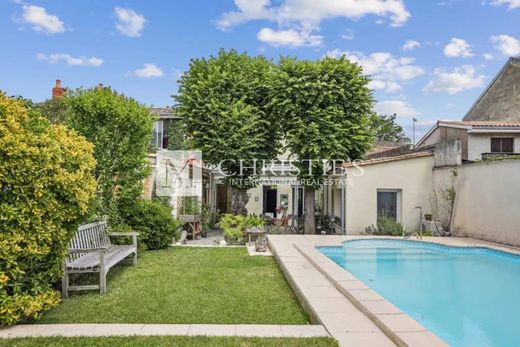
[423,65,485,94]
[489,0,520,9]
[21,5,64,34]
[402,40,420,51]
[36,53,103,66]
[218,0,410,46]
[326,50,424,93]
[133,64,163,79]
[483,53,494,60]
[257,27,322,47]
[341,29,355,40]
[368,80,402,93]
[491,34,520,56]
[443,38,473,58]
[115,7,146,37]
[374,100,419,117]
[218,0,410,29]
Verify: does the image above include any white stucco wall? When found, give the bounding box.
[434,159,520,246]
[244,177,297,216]
[345,155,435,234]
[468,133,520,161]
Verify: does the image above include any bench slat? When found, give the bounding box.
[66,245,135,271]
[63,220,137,298]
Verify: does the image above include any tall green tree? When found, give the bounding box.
[66,87,153,220]
[269,57,374,233]
[36,97,69,125]
[370,113,410,143]
[175,49,279,214]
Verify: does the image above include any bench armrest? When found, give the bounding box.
[68,247,108,254]
[108,232,139,246]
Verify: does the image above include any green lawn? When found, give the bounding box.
[0,337,338,347]
[39,247,308,324]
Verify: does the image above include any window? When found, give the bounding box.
[377,190,401,222]
[150,120,171,150]
[491,138,514,153]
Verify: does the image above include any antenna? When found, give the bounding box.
[412,117,418,149]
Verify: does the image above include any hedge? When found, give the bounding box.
[0,92,96,325]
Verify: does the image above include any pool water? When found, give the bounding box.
[319,239,520,347]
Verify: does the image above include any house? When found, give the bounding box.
[149,107,180,150]
[209,157,305,218]
[322,57,520,245]
[417,121,520,161]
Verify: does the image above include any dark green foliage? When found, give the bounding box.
[178,196,201,215]
[36,97,69,125]
[269,56,374,232]
[269,56,374,184]
[364,213,404,236]
[167,119,189,151]
[370,113,410,143]
[118,199,181,250]
[66,87,153,222]
[174,49,279,190]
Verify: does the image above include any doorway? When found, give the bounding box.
[263,186,277,217]
[216,184,228,214]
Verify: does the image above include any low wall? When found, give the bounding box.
[434,159,520,246]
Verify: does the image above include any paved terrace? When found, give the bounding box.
[267,234,517,347]
[0,324,328,339]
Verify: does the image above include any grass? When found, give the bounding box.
[0,337,338,347]
[39,247,308,324]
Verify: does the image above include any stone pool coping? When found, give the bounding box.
[267,235,517,347]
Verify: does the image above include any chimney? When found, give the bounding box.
[52,79,65,98]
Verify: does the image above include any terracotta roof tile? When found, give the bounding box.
[343,150,434,168]
[440,120,520,128]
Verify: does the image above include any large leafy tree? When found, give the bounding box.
[370,113,410,143]
[175,49,279,214]
[36,97,69,125]
[269,57,374,233]
[66,87,153,221]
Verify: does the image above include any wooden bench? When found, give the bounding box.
[62,220,138,298]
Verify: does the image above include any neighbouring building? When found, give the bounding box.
[149,107,180,150]
[323,57,520,246]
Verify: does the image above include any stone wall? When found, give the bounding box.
[466,61,520,121]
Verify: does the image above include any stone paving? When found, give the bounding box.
[268,235,397,347]
[0,324,329,339]
[267,234,516,347]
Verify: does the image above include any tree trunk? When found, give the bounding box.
[229,187,249,215]
[304,187,315,234]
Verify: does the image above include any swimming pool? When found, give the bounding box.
[319,239,520,347]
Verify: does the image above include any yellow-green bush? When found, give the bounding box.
[0,92,96,325]
[220,214,265,240]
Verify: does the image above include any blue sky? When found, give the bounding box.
[1,0,519,137]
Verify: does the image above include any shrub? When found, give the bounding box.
[220,214,265,240]
[364,214,404,236]
[178,196,200,215]
[66,87,153,222]
[0,92,96,325]
[119,199,181,250]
